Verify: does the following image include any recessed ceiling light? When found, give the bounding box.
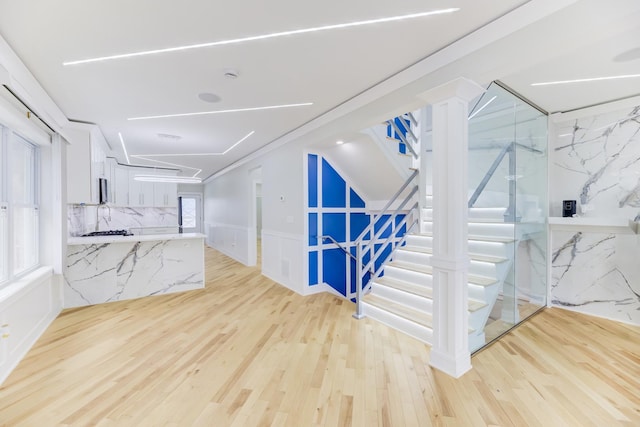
[132,131,255,156]
[134,175,202,184]
[157,133,182,140]
[62,9,460,66]
[336,140,344,145]
[468,96,497,119]
[128,103,312,121]
[129,155,202,177]
[118,132,130,164]
[198,93,221,103]
[531,74,640,86]
[613,47,640,62]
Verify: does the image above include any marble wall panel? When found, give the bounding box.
[65,238,203,308]
[68,205,178,236]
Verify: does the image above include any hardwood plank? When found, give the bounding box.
[0,246,638,426]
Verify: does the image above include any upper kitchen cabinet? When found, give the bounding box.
[65,126,109,204]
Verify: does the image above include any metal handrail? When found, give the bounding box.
[354,169,418,243]
[317,235,356,261]
[353,170,420,318]
[467,141,518,221]
[468,143,511,208]
[387,119,419,159]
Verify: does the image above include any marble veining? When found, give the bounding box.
[552,105,640,218]
[551,230,640,324]
[64,236,203,308]
[68,205,178,236]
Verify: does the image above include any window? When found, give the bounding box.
[0,125,39,284]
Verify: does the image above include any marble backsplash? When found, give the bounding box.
[551,230,640,325]
[551,104,640,218]
[68,205,178,236]
[550,101,640,326]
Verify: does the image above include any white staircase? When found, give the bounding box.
[360,196,517,352]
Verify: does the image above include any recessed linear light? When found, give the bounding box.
[129,155,203,177]
[134,175,202,184]
[128,103,312,121]
[468,96,497,120]
[531,74,640,86]
[133,131,255,156]
[118,132,131,164]
[62,9,460,66]
[336,140,344,145]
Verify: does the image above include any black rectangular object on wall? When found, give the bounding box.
[562,200,576,217]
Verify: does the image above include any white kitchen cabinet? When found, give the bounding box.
[66,126,108,204]
[114,166,130,206]
[128,169,155,207]
[153,181,178,207]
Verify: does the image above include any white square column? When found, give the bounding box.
[419,78,485,378]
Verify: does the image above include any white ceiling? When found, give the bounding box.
[0,0,639,179]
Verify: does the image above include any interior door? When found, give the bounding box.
[178,194,202,234]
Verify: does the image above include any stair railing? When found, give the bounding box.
[387,115,419,159]
[317,235,356,260]
[468,142,543,222]
[353,169,420,318]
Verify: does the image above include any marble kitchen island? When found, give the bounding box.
[65,233,205,308]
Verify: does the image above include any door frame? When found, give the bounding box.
[177,192,203,234]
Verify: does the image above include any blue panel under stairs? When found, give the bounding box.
[323,248,346,296]
[350,188,365,208]
[308,154,318,208]
[322,213,346,243]
[308,213,318,246]
[399,143,407,154]
[308,251,318,286]
[322,158,346,207]
[375,214,392,238]
[350,213,369,241]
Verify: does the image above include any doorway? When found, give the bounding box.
[178,193,203,234]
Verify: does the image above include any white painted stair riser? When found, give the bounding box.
[420,221,515,239]
[370,282,433,312]
[361,302,432,344]
[422,207,507,220]
[383,265,433,286]
[405,234,432,247]
[393,249,430,265]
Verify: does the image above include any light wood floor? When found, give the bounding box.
[0,247,639,426]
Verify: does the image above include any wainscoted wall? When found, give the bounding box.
[0,268,62,385]
[68,205,178,236]
[261,230,314,296]
[206,223,251,266]
[550,101,640,325]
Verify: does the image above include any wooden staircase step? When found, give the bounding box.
[400,245,507,264]
[469,299,488,312]
[386,260,431,274]
[416,231,515,244]
[386,260,498,287]
[372,276,432,299]
[362,294,432,328]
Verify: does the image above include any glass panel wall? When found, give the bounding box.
[468,82,547,351]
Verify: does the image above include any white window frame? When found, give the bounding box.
[0,125,40,287]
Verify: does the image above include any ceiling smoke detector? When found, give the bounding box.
[223,68,239,79]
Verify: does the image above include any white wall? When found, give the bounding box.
[204,142,307,293]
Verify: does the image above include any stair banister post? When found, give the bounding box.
[353,240,365,319]
[418,78,486,378]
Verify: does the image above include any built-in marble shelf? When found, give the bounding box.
[549,217,639,234]
[67,232,204,245]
